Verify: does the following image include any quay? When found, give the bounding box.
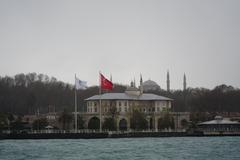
[1,130,240,140]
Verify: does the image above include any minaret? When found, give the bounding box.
[130,80,134,87]
[140,74,143,85]
[167,70,170,92]
[183,73,187,91]
[140,74,143,94]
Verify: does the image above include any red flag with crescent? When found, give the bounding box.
[100,73,113,90]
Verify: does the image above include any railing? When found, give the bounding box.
[1,128,187,134]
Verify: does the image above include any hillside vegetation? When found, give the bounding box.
[0,73,240,115]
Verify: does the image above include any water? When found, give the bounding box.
[0,137,240,160]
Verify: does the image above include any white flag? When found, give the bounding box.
[75,77,87,90]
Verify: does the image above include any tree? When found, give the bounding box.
[14,74,26,86]
[32,118,48,130]
[108,105,118,119]
[77,115,85,129]
[58,109,73,130]
[26,72,37,85]
[190,112,210,124]
[181,119,188,129]
[103,117,116,131]
[0,113,8,131]
[88,117,100,130]
[27,92,36,113]
[11,116,24,131]
[158,113,174,130]
[130,109,148,130]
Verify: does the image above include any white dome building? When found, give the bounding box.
[142,80,160,91]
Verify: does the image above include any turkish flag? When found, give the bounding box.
[100,73,113,90]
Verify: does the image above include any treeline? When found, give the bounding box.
[149,85,240,112]
[0,73,74,114]
[0,73,240,115]
[0,73,126,115]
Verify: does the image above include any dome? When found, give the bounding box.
[142,80,160,91]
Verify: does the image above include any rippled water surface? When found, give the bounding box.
[1,137,240,160]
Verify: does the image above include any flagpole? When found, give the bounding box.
[74,74,78,133]
[99,71,102,132]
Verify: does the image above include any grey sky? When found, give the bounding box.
[0,0,240,89]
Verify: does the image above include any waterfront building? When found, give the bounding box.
[22,108,60,130]
[83,82,189,131]
[197,116,240,134]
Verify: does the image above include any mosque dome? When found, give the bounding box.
[142,80,160,91]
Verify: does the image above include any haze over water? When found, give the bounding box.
[1,137,240,160]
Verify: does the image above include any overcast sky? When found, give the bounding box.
[0,0,240,89]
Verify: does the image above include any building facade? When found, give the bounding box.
[197,116,240,135]
[83,86,189,131]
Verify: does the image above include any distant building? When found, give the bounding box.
[142,80,160,92]
[197,116,240,134]
[22,111,60,129]
[82,80,189,131]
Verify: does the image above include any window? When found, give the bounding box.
[124,101,127,106]
[111,101,115,106]
[94,102,97,107]
[162,101,166,107]
[94,107,97,112]
[125,107,127,112]
[157,107,160,112]
[119,107,122,112]
[119,102,121,106]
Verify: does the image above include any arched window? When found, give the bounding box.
[119,119,127,131]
